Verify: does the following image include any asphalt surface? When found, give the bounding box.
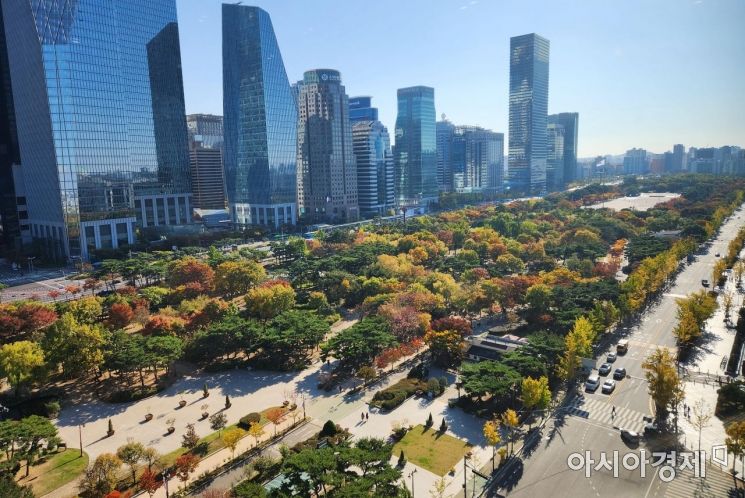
[494,207,745,498]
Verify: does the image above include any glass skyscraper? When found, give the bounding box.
[508,33,550,196]
[394,86,437,206]
[546,122,565,192]
[351,102,394,218]
[3,0,192,260]
[222,5,297,228]
[296,69,358,223]
[0,2,20,250]
[436,119,456,192]
[349,96,379,123]
[548,112,579,188]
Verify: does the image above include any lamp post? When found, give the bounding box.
[463,452,471,496]
[163,469,171,498]
[408,468,417,497]
[78,424,85,457]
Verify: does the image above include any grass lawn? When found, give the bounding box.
[16,448,89,497]
[158,405,289,468]
[393,425,471,476]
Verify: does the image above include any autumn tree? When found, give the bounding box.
[642,348,683,417]
[79,453,122,498]
[174,453,199,484]
[265,407,284,436]
[244,280,296,321]
[501,409,519,455]
[483,419,501,471]
[673,290,717,345]
[167,257,214,292]
[424,329,466,368]
[42,313,106,378]
[116,440,145,486]
[0,341,45,396]
[725,420,745,479]
[557,316,594,381]
[182,423,199,449]
[221,427,245,458]
[521,376,551,426]
[138,469,161,497]
[214,260,266,297]
[108,302,134,329]
[248,422,265,449]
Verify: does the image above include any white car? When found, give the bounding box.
[585,375,600,392]
[602,379,616,394]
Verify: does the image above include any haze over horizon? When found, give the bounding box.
[176,0,745,158]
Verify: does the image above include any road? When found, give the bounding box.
[495,206,745,498]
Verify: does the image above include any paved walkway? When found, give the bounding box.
[677,248,745,476]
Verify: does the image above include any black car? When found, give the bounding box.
[598,363,612,376]
[613,367,626,380]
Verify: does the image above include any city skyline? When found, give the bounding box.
[176,0,745,157]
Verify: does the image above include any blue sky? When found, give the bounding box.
[176,0,745,157]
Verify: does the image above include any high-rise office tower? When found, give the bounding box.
[436,118,456,192]
[546,123,565,192]
[296,69,358,223]
[623,148,649,175]
[0,2,20,250]
[548,112,578,188]
[3,0,192,260]
[453,126,504,192]
[187,114,224,150]
[352,120,394,218]
[187,114,226,210]
[508,33,550,195]
[223,5,298,228]
[672,144,686,172]
[349,96,379,123]
[394,86,437,206]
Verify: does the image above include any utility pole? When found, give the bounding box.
[78,424,84,457]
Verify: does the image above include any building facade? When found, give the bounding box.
[671,144,686,172]
[436,119,456,192]
[0,1,21,251]
[394,86,437,206]
[352,120,394,218]
[623,148,649,175]
[223,4,298,229]
[296,69,358,223]
[187,114,226,210]
[546,122,565,192]
[547,112,578,188]
[349,96,379,123]
[187,114,224,150]
[508,33,550,195]
[454,126,504,192]
[2,0,192,260]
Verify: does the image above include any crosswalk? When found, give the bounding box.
[664,460,741,498]
[562,394,649,433]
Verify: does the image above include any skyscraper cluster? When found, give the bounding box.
[0,3,585,262]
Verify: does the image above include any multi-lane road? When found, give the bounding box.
[495,207,745,498]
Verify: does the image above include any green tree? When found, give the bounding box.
[262,310,329,368]
[424,329,466,368]
[321,317,397,372]
[214,260,266,297]
[461,360,521,401]
[116,439,145,485]
[182,423,199,449]
[42,313,106,378]
[79,453,122,498]
[0,341,45,396]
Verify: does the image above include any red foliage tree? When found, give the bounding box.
[108,302,134,329]
[168,257,214,291]
[174,453,199,483]
[431,316,472,337]
[138,469,161,497]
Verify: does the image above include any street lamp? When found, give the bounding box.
[408,468,417,497]
[78,424,85,457]
[163,469,171,498]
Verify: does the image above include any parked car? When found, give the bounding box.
[644,422,659,435]
[599,363,612,376]
[602,379,616,394]
[616,339,629,354]
[606,352,617,363]
[715,252,721,257]
[585,375,600,392]
[613,367,627,380]
[620,428,641,443]
[702,279,710,287]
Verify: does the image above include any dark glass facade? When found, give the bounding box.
[436,119,456,192]
[0,2,20,249]
[296,69,358,223]
[3,0,192,260]
[548,112,578,188]
[508,33,549,195]
[349,96,379,122]
[546,122,565,192]
[394,86,437,206]
[222,4,297,228]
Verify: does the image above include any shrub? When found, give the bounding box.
[427,377,442,395]
[44,401,60,418]
[407,363,429,380]
[439,376,448,391]
[239,412,261,429]
[320,420,338,438]
[371,378,429,410]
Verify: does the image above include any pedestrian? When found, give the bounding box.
[338,385,342,393]
[366,412,369,420]
[361,412,365,422]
